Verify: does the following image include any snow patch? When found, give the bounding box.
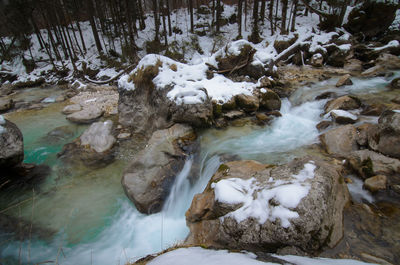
[393,109,400,113]
[147,247,376,265]
[120,54,255,104]
[41,97,56,103]
[330,109,358,120]
[212,162,316,228]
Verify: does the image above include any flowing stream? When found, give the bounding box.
[0,73,398,264]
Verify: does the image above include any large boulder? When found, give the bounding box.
[186,157,349,253]
[122,124,196,214]
[235,94,259,112]
[58,120,116,168]
[118,57,213,134]
[320,125,358,156]
[0,117,24,169]
[344,0,399,39]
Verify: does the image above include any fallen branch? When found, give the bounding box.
[83,65,135,85]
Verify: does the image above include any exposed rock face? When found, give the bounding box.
[344,59,363,72]
[324,95,361,113]
[66,106,104,124]
[186,157,349,252]
[58,120,116,168]
[0,119,24,169]
[344,0,398,39]
[320,125,358,156]
[122,124,196,214]
[376,53,400,70]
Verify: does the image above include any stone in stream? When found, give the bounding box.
[310,53,323,67]
[58,120,116,168]
[0,118,24,169]
[320,124,358,156]
[258,90,281,111]
[330,109,358,124]
[364,175,387,192]
[62,104,82,115]
[122,124,196,214]
[66,106,104,124]
[324,95,361,114]
[343,59,363,72]
[335,74,353,87]
[185,156,349,253]
[376,53,400,70]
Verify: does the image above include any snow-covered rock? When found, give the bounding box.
[122,124,196,214]
[330,109,358,124]
[186,157,349,252]
[310,53,324,67]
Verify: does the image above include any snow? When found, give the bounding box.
[147,247,376,265]
[330,109,358,120]
[373,40,400,51]
[41,97,56,103]
[393,110,400,113]
[0,115,5,134]
[211,162,316,228]
[389,9,400,31]
[119,54,255,104]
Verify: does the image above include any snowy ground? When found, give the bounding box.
[1,3,350,87]
[145,247,376,265]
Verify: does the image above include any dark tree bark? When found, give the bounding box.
[152,0,160,41]
[260,0,266,24]
[269,0,275,35]
[188,0,194,33]
[87,0,103,54]
[281,0,288,34]
[216,0,221,32]
[237,0,243,38]
[166,0,172,36]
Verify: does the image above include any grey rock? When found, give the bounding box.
[122,124,196,214]
[324,95,361,114]
[186,157,349,252]
[320,125,358,156]
[0,119,24,169]
[62,104,82,115]
[0,97,13,112]
[80,120,115,153]
[66,106,103,124]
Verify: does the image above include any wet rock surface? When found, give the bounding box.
[122,124,197,214]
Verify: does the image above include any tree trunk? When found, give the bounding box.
[166,0,172,36]
[87,0,103,54]
[216,0,221,32]
[189,0,194,33]
[152,0,160,41]
[238,0,243,38]
[281,0,288,34]
[269,0,275,35]
[290,0,298,32]
[260,0,266,25]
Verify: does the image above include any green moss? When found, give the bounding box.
[213,102,223,118]
[145,39,165,54]
[360,157,374,178]
[218,164,230,173]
